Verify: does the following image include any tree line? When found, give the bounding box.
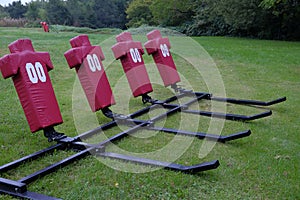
[1,0,299,40]
[0,0,129,29]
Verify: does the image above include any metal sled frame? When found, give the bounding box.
[143,84,286,122]
[194,91,286,120]
[0,92,253,199]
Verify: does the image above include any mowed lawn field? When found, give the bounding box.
[0,27,299,199]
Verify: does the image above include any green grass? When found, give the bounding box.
[0,27,299,199]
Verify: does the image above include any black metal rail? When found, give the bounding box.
[208,96,287,106]
[147,90,286,122]
[192,91,286,107]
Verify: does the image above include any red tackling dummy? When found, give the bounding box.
[40,21,49,32]
[144,30,181,87]
[64,34,115,112]
[0,39,63,133]
[111,32,153,97]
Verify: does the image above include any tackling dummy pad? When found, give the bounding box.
[64,34,115,112]
[144,30,181,87]
[0,39,63,133]
[111,32,153,97]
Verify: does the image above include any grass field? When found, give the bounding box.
[0,27,299,199]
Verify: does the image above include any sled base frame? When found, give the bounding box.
[151,89,286,121]
[1,93,242,199]
[0,91,258,199]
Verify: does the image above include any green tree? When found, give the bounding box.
[217,0,265,36]
[46,0,72,25]
[91,0,128,29]
[150,0,196,26]
[186,0,230,36]
[259,0,300,40]
[0,6,10,19]
[186,0,300,39]
[83,3,97,28]
[5,0,27,18]
[25,0,44,20]
[186,0,267,38]
[126,0,155,27]
[114,0,130,29]
[66,0,87,27]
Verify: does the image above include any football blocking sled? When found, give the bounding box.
[0,37,220,200]
[112,31,272,121]
[144,30,286,120]
[112,32,251,140]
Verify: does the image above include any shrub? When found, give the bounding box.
[0,17,27,27]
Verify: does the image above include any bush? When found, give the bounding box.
[0,17,27,27]
[24,20,43,28]
[48,25,122,34]
[127,25,185,36]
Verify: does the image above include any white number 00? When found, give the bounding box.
[130,48,142,63]
[26,62,46,84]
[87,54,102,72]
[160,44,170,58]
